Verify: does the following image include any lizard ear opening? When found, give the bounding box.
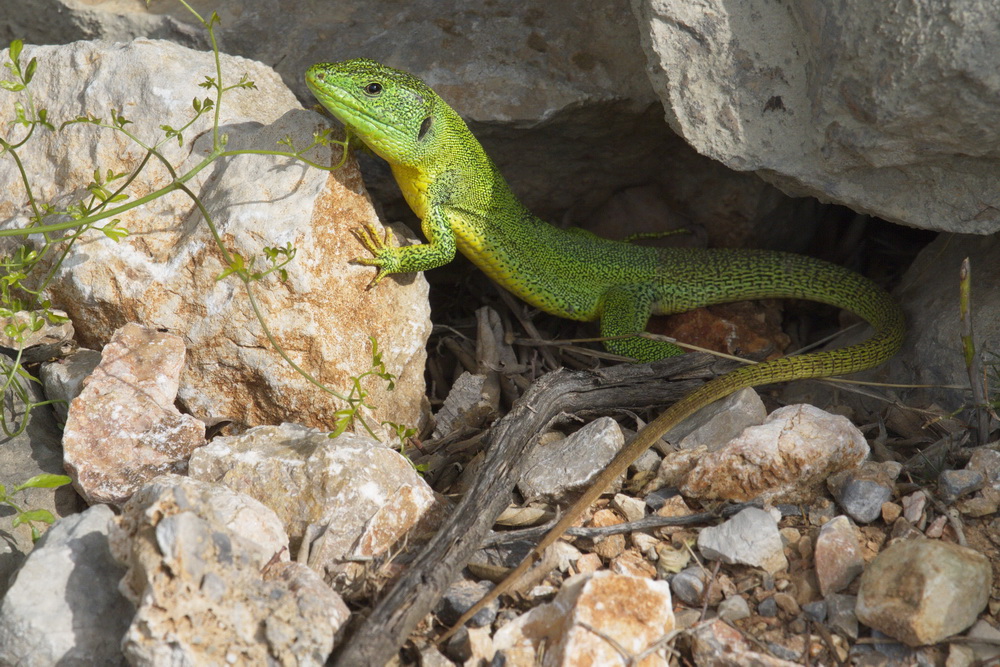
[417,116,432,141]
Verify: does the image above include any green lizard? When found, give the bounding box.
[305,59,905,636]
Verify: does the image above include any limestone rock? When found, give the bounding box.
[890,234,1000,411]
[40,348,102,422]
[517,417,626,503]
[0,381,83,594]
[697,507,788,574]
[62,323,206,506]
[679,404,869,503]
[0,505,132,666]
[110,474,345,664]
[0,39,429,433]
[187,423,443,598]
[856,539,992,646]
[632,0,1000,234]
[493,571,675,666]
[653,387,766,455]
[814,515,864,596]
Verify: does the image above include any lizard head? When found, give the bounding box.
[306,59,447,168]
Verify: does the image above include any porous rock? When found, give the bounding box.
[111,474,347,665]
[493,571,675,666]
[679,404,869,503]
[856,538,992,646]
[62,323,205,506]
[188,422,443,598]
[0,39,429,434]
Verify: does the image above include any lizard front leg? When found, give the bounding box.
[352,205,457,286]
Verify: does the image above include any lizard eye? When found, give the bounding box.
[364,82,383,96]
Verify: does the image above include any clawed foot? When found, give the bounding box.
[351,222,399,288]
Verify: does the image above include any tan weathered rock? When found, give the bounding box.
[111,476,347,665]
[856,538,992,646]
[62,323,205,506]
[814,516,864,596]
[187,422,443,598]
[679,404,869,503]
[0,40,429,434]
[493,571,675,666]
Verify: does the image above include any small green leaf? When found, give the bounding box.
[14,473,72,491]
[13,509,56,529]
[9,40,23,65]
[23,57,36,84]
[0,80,24,92]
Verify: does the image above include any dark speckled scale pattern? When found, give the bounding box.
[305,59,903,378]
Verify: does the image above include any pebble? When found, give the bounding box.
[671,566,710,606]
[718,595,751,621]
[826,593,859,640]
[802,600,827,623]
[813,515,864,596]
[436,579,498,628]
[856,538,992,646]
[938,469,985,502]
[827,461,900,524]
[697,507,788,574]
[758,597,778,617]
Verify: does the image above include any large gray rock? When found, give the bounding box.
[890,233,1000,410]
[0,504,132,666]
[0,381,84,596]
[4,0,799,248]
[188,423,444,599]
[0,39,430,433]
[632,0,1000,234]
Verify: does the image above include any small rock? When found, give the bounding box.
[630,447,662,475]
[828,461,900,524]
[965,618,1000,663]
[690,619,799,666]
[671,566,714,606]
[679,404,869,504]
[586,508,627,560]
[856,538,992,646]
[610,549,657,579]
[826,593,859,640]
[939,469,985,503]
[758,596,778,617]
[697,507,788,574]
[611,493,647,523]
[773,592,800,615]
[189,423,442,599]
[967,448,1000,487]
[802,600,827,623]
[718,595,751,621]
[437,579,498,629]
[39,347,102,422]
[492,571,675,666]
[814,515,864,596]
[62,323,206,506]
[881,501,903,522]
[657,387,766,453]
[901,490,927,525]
[517,417,625,502]
[0,505,132,666]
